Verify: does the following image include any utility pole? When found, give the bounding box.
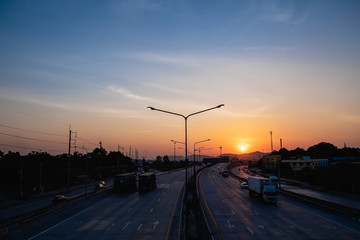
[67,126,71,192]
[270,131,273,153]
[219,146,223,158]
[20,160,23,200]
[278,138,282,190]
[39,159,42,194]
[117,145,124,173]
[67,126,76,192]
[117,145,120,173]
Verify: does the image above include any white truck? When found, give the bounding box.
[248,176,277,204]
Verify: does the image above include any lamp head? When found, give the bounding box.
[216,104,225,108]
[147,106,155,110]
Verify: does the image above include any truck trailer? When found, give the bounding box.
[248,176,277,203]
[114,173,136,193]
[139,172,156,192]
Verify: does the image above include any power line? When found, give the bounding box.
[0,143,65,153]
[0,132,68,144]
[75,136,98,146]
[0,124,66,137]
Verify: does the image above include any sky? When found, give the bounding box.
[1,0,360,158]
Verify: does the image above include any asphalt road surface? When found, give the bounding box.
[199,164,360,240]
[7,170,185,240]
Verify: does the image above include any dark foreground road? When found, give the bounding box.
[6,170,185,240]
[199,164,360,240]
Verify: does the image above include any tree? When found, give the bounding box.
[307,142,337,158]
[163,155,170,164]
[155,156,162,163]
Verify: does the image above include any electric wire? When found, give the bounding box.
[0,132,68,144]
[75,136,98,146]
[0,143,65,153]
[0,124,66,137]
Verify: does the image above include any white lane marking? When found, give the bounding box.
[150,208,154,213]
[127,208,133,212]
[222,200,225,203]
[254,210,259,215]
[106,223,114,231]
[286,201,360,234]
[122,221,131,230]
[137,224,143,230]
[247,226,254,235]
[153,220,159,230]
[158,198,161,202]
[258,225,264,229]
[278,228,288,237]
[28,195,114,240]
[231,210,236,215]
[227,220,235,228]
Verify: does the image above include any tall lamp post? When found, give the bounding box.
[170,140,185,161]
[193,139,210,175]
[147,104,224,184]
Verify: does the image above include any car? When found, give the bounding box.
[241,182,249,189]
[222,169,229,177]
[52,195,67,204]
[95,183,104,190]
[99,181,106,186]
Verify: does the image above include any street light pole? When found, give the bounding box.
[147,104,224,184]
[171,140,185,161]
[193,139,210,175]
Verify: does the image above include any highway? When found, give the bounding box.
[6,170,185,240]
[198,164,360,240]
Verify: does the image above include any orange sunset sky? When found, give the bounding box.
[1,1,359,158]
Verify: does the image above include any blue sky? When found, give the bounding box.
[1,0,360,156]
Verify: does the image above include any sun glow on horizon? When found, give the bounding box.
[237,144,249,153]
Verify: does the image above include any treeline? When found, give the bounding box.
[261,142,360,194]
[272,142,359,160]
[0,148,135,198]
[151,155,187,172]
[0,148,189,199]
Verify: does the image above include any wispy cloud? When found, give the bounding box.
[118,0,160,11]
[256,1,308,25]
[0,89,75,112]
[140,82,187,95]
[242,46,297,52]
[123,52,205,67]
[106,85,163,105]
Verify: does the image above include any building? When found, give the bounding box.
[282,157,328,171]
[262,155,281,170]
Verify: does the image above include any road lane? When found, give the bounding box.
[7,170,185,240]
[199,164,360,240]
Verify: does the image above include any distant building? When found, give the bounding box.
[282,157,328,171]
[262,155,281,170]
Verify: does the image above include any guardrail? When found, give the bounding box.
[278,188,360,220]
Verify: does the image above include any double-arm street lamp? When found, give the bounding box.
[170,140,185,161]
[193,139,211,175]
[147,104,224,184]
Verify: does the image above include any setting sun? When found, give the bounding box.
[237,144,248,153]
